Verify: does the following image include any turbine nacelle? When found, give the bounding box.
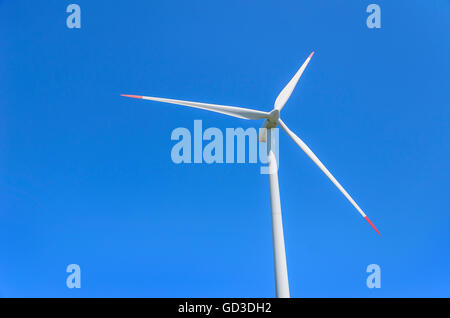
[258,108,280,142]
[268,109,280,123]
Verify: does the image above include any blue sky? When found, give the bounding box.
[1,1,449,297]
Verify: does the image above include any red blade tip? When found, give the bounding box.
[364,216,381,235]
[121,94,143,99]
[308,51,315,59]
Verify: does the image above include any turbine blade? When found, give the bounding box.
[121,94,270,120]
[277,119,380,235]
[274,52,314,111]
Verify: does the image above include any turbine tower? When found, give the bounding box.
[122,52,380,298]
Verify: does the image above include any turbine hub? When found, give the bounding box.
[267,109,280,127]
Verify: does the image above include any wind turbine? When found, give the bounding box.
[121,52,380,298]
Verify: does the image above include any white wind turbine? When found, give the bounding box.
[122,52,380,298]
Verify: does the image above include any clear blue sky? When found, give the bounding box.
[1,1,449,297]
